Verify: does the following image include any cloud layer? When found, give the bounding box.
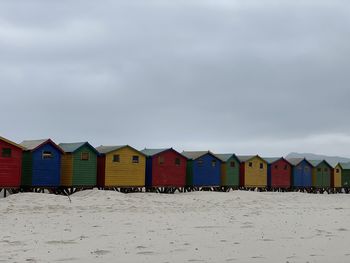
[1,0,350,156]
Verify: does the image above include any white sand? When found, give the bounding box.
[1,190,350,263]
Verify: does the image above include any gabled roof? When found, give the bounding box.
[96,145,146,156]
[182,151,221,161]
[0,136,25,150]
[263,157,281,164]
[308,159,333,168]
[141,148,171,157]
[20,139,64,153]
[263,157,291,165]
[96,145,127,154]
[287,158,312,167]
[236,155,263,163]
[59,142,98,154]
[182,151,208,160]
[308,160,322,167]
[337,162,350,170]
[215,153,240,163]
[142,148,188,159]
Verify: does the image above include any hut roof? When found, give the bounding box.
[338,162,350,170]
[181,151,220,161]
[286,158,304,166]
[96,145,146,156]
[236,155,258,162]
[308,159,332,168]
[308,160,323,167]
[59,142,98,154]
[20,139,64,153]
[96,145,126,154]
[215,153,240,163]
[287,158,315,167]
[263,157,291,165]
[0,136,25,150]
[263,157,281,164]
[141,148,171,156]
[142,148,188,159]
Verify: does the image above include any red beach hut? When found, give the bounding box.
[0,136,24,189]
[264,157,292,189]
[141,148,187,190]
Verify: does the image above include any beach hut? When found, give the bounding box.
[334,162,350,188]
[141,148,187,188]
[59,142,98,188]
[309,160,333,188]
[0,136,25,188]
[237,155,267,188]
[287,158,313,188]
[264,157,292,189]
[182,151,222,187]
[96,145,146,188]
[215,154,240,187]
[20,139,64,187]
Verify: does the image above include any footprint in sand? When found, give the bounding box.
[241,224,253,229]
[136,246,147,249]
[55,257,79,262]
[25,258,37,262]
[136,251,155,255]
[46,240,76,245]
[90,249,110,256]
[338,228,348,232]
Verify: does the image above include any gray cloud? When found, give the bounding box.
[1,0,350,156]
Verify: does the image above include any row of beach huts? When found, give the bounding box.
[1,136,350,195]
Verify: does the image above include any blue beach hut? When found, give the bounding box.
[287,158,313,188]
[182,151,222,187]
[20,139,64,187]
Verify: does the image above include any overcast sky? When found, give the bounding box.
[1,0,350,156]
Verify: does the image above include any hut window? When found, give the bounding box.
[159,156,164,165]
[284,165,288,170]
[81,152,90,161]
[249,162,253,167]
[230,161,235,167]
[336,169,340,173]
[324,168,328,172]
[260,163,264,169]
[132,156,139,163]
[304,167,309,172]
[113,155,120,162]
[42,151,53,159]
[198,159,203,166]
[212,160,216,167]
[2,148,12,158]
[274,165,278,169]
[317,168,321,172]
[175,158,181,166]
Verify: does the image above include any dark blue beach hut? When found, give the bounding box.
[287,158,313,188]
[182,151,222,187]
[20,139,64,187]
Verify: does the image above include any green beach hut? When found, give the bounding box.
[309,160,333,188]
[215,154,240,188]
[59,142,98,187]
